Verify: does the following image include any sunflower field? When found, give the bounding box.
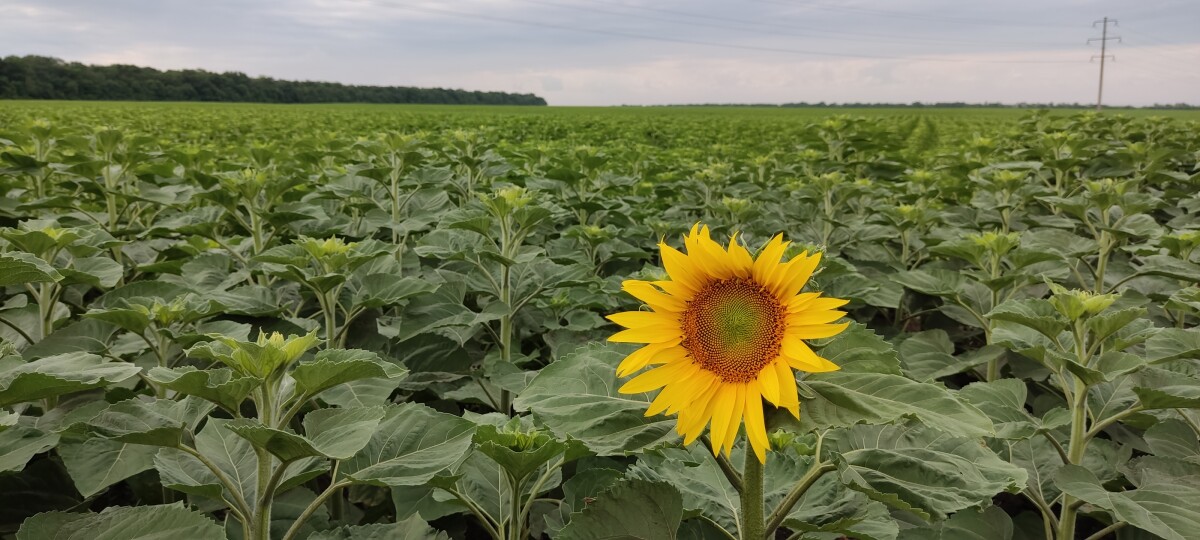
[1,102,1199,540]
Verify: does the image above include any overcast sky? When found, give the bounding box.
[1,0,1197,106]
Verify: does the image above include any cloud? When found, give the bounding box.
[1,0,1196,105]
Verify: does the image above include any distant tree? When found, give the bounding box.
[0,55,548,105]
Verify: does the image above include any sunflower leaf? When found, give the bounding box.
[799,372,994,437]
[557,478,683,540]
[514,342,678,456]
[1054,465,1200,540]
[15,502,225,540]
[827,424,1027,521]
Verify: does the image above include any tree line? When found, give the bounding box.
[0,56,547,106]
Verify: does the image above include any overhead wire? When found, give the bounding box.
[365,0,1086,65]
[534,0,1072,48]
[750,0,1082,30]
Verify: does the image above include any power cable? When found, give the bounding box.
[365,1,1087,65]
[751,0,1081,30]
[537,0,1071,48]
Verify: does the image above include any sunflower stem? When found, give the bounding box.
[740,450,765,540]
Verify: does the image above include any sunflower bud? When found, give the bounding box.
[970,231,1021,258]
[1047,283,1116,321]
[190,331,321,379]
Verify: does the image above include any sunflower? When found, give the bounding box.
[607,225,848,463]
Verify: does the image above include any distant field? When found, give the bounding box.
[1,98,1198,540]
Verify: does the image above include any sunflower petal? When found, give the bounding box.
[751,234,789,285]
[622,280,687,312]
[679,382,722,445]
[788,322,850,340]
[787,310,846,326]
[778,252,822,298]
[645,364,704,416]
[607,310,680,329]
[687,225,735,280]
[781,337,841,373]
[787,292,821,311]
[721,384,746,456]
[726,233,754,277]
[666,371,718,416]
[660,242,707,293]
[609,325,680,343]
[708,385,738,456]
[775,360,800,417]
[757,360,781,405]
[743,387,770,463]
[806,297,850,311]
[654,279,695,300]
[616,341,677,377]
[620,360,694,394]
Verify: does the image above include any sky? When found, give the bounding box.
[1,0,1197,106]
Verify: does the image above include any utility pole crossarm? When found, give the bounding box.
[1090,17,1120,111]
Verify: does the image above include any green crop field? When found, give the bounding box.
[1,101,1198,540]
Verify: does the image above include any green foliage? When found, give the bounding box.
[0,55,548,105]
[0,102,1198,539]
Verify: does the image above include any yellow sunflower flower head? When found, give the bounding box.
[608,224,849,463]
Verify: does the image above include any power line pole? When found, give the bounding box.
[1089,17,1120,111]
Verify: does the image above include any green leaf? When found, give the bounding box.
[1144,419,1200,460]
[986,300,1067,340]
[290,348,407,400]
[15,503,225,540]
[830,424,1027,521]
[1055,464,1200,540]
[81,307,152,334]
[892,269,964,297]
[0,410,17,430]
[1135,254,1200,282]
[319,376,401,408]
[0,424,59,473]
[339,403,476,487]
[1063,351,1146,385]
[0,352,142,406]
[958,379,1038,440]
[0,251,62,286]
[627,445,739,534]
[631,445,889,539]
[816,322,902,375]
[58,436,158,497]
[84,398,196,447]
[1084,307,1147,345]
[154,417,263,503]
[1134,384,1200,409]
[302,406,388,460]
[59,256,124,288]
[800,371,994,437]
[558,478,683,540]
[513,343,678,456]
[305,515,449,540]
[782,482,898,540]
[228,407,387,462]
[351,274,440,309]
[225,420,323,462]
[994,437,1064,506]
[377,283,506,346]
[1133,368,1200,409]
[146,366,260,413]
[1145,328,1200,364]
[896,505,1013,540]
[473,423,578,481]
[898,330,993,382]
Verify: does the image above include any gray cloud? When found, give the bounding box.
[1,0,1196,105]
